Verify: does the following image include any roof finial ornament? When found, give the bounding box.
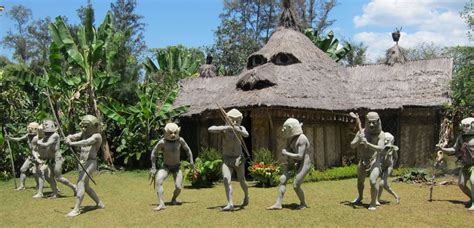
[385,27,406,65]
[199,53,217,78]
[279,0,302,32]
[392,27,402,44]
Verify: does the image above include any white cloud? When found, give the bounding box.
[352,0,471,61]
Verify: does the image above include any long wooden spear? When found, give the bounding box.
[216,104,250,158]
[3,128,18,189]
[44,88,97,185]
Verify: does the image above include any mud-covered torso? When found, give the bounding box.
[159,138,183,167]
[38,133,60,159]
[286,134,312,166]
[358,129,384,161]
[27,135,35,152]
[80,133,102,161]
[222,130,243,158]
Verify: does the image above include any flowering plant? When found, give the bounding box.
[249,162,280,187]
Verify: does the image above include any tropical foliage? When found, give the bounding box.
[304,28,352,62]
[184,148,222,188]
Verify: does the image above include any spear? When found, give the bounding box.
[3,128,18,189]
[216,104,250,158]
[43,88,97,185]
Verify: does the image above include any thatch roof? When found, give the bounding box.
[174,27,354,116]
[347,58,452,109]
[174,27,452,116]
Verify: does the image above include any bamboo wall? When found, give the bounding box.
[250,109,351,170]
[180,107,440,169]
[398,108,438,167]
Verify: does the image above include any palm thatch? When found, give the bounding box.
[348,58,452,109]
[174,27,452,116]
[175,27,353,116]
[385,44,407,65]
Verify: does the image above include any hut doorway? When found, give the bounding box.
[380,111,400,166]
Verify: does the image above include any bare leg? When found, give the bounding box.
[467,170,474,211]
[368,167,381,210]
[352,162,366,204]
[33,164,46,198]
[32,163,39,190]
[16,159,32,190]
[378,166,399,204]
[67,160,100,217]
[235,162,249,207]
[171,170,183,205]
[293,163,311,209]
[153,169,168,211]
[54,157,77,196]
[221,163,235,211]
[48,163,59,198]
[458,169,472,200]
[267,165,288,210]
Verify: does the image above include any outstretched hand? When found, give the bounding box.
[64,138,71,145]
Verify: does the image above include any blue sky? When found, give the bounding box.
[0,0,471,61]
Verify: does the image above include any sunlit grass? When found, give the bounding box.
[1,170,473,227]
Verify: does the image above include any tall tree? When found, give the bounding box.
[1,5,33,62]
[295,0,337,33]
[461,1,473,40]
[107,0,146,103]
[27,17,53,74]
[404,42,446,61]
[212,19,260,75]
[110,0,146,59]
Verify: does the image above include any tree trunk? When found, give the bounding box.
[88,85,115,168]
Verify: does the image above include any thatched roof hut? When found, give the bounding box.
[176,27,353,115]
[174,2,452,168]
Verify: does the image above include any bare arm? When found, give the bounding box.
[37,134,59,147]
[180,138,194,165]
[440,136,461,156]
[282,146,305,160]
[8,133,28,142]
[151,139,164,170]
[235,126,249,138]
[208,125,231,133]
[364,136,385,152]
[282,137,307,160]
[66,132,82,141]
[350,131,361,149]
[67,134,100,147]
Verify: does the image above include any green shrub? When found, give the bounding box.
[198,147,221,162]
[305,165,358,182]
[183,148,222,188]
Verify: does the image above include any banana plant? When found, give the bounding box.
[98,87,188,165]
[304,28,352,62]
[146,45,204,84]
[48,6,125,167]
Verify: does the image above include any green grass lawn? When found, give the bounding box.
[1,170,474,227]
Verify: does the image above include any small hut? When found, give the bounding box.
[174,3,452,169]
